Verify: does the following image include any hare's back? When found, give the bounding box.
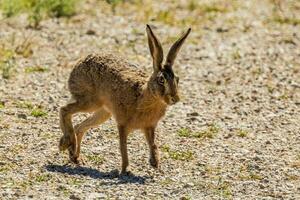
[68,53,147,98]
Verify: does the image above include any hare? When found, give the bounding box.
[59,24,191,174]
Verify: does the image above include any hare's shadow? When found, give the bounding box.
[45,164,151,185]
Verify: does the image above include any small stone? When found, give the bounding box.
[187,112,199,117]
[86,29,96,35]
[69,194,80,200]
[17,113,27,119]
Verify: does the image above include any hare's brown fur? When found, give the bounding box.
[59,25,191,174]
[69,53,167,129]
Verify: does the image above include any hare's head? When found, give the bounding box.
[146,25,191,105]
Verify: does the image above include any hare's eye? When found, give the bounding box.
[157,76,165,85]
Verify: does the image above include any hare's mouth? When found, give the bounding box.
[164,95,180,105]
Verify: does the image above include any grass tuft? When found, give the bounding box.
[25,66,48,73]
[30,108,47,117]
[17,101,34,109]
[0,47,16,79]
[0,102,5,109]
[272,16,300,25]
[236,129,248,138]
[161,145,194,161]
[0,0,79,28]
[86,154,104,165]
[178,124,219,139]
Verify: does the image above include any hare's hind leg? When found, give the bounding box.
[59,98,96,163]
[74,108,111,163]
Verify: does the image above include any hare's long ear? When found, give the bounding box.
[165,28,191,70]
[146,24,164,72]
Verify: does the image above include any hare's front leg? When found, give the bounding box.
[118,125,129,174]
[144,127,160,169]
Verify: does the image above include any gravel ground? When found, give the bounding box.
[0,0,299,199]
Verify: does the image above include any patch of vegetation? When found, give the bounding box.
[16,101,47,117]
[105,0,237,28]
[0,0,79,28]
[68,178,84,186]
[177,124,220,139]
[16,101,34,109]
[106,0,124,12]
[159,177,174,186]
[30,108,48,117]
[58,185,70,196]
[86,154,104,165]
[0,47,16,79]
[161,145,194,161]
[0,164,12,174]
[232,49,241,60]
[187,0,198,11]
[35,174,52,182]
[196,124,219,139]
[248,172,263,180]
[272,15,300,26]
[25,66,48,73]
[0,102,4,109]
[269,0,300,26]
[286,174,299,181]
[156,10,176,25]
[198,163,222,176]
[177,128,193,137]
[236,129,248,138]
[201,3,229,14]
[238,165,263,181]
[15,37,34,58]
[215,179,232,199]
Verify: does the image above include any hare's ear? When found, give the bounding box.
[146,24,164,72]
[165,28,191,69]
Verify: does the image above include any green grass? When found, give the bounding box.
[35,174,52,182]
[177,124,220,139]
[30,108,47,117]
[201,4,228,13]
[177,128,193,137]
[16,101,47,117]
[236,129,248,138]
[15,38,34,58]
[159,177,174,186]
[238,165,263,181]
[232,49,241,60]
[25,66,48,73]
[161,145,194,161]
[0,48,16,79]
[215,180,232,199]
[272,16,300,25]
[86,154,104,165]
[0,0,79,28]
[16,101,34,109]
[0,102,4,109]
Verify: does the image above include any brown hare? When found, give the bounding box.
[59,24,191,174]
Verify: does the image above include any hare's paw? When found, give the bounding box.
[70,155,85,165]
[59,136,71,151]
[149,156,160,169]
